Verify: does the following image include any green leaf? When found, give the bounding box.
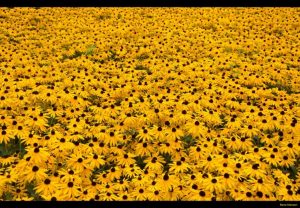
[85,44,96,56]
[26,182,43,201]
[134,156,147,170]
[181,135,196,149]
[47,116,58,127]
[136,53,149,61]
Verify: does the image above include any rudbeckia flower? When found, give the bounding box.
[23,165,48,183]
[144,154,165,173]
[35,177,59,196]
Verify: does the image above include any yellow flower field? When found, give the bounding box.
[0,8,299,201]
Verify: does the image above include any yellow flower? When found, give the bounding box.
[184,120,208,139]
[99,191,118,201]
[10,182,28,201]
[169,158,190,174]
[131,187,148,200]
[239,124,261,138]
[146,189,164,201]
[25,146,50,165]
[104,131,123,147]
[165,185,185,201]
[150,125,167,142]
[135,141,155,157]
[59,181,82,200]
[23,165,48,183]
[66,153,88,173]
[248,176,276,196]
[137,127,154,142]
[0,128,13,144]
[122,164,143,178]
[106,166,122,181]
[58,169,83,184]
[278,140,299,158]
[198,154,218,172]
[279,154,296,168]
[156,173,179,192]
[85,153,105,170]
[35,177,59,196]
[165,126,184,142]
[203,176,224,194]
[144,154,165,173]
[242,162,268,179]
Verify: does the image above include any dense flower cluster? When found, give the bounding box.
[0,8,299,201]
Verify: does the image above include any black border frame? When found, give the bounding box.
[0,0,300,7]
[0,201,299,208]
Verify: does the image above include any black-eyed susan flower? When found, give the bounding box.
[8,181,28,201]
[23,165,48,183]
[242,162,268,179]
[135,141,155,157]
[95,172,111,185]
[24,146,50,165]
[0,128,13,144]
[198,154,218,172]
[149,125,167,142]
[131,187,148,200]
[248,176,276,197]
[85,153,105,170]
[99,190,118,201]
[169,158,190,174]
[122,164,143,178]
[279,140,299,158]
[156,173,179,191]
[144,154,165,173]
[137,126,154,142]
[204,176,225,194]
[104,131,123,147]
[35,177,59,197]
[166,185,186,200]
[106,166,122,181]
[59,181,82,200]
[66,153,88,173]
[58,169,83,184]
[165,126,185,141]
[146,187,164,201]
[279,154,296,168]
[184,120,208,139]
